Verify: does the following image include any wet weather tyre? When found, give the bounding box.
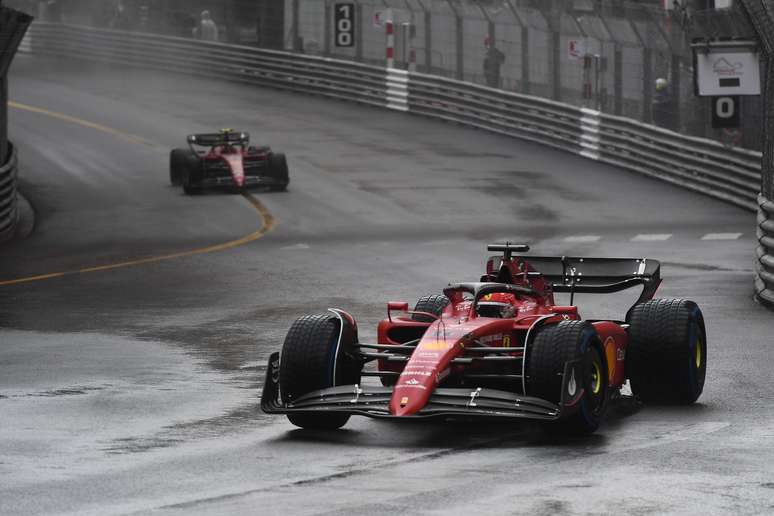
[269,152,289,191]
[411,295,450,322]
[169,148,191,186]
[528,321,608,435]
[626,299,707,405]
[182,168,201,195]
[279,313,361,429]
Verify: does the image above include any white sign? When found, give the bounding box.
[373,9,391,28]
[568,39,585,60]
[696,50,761,96]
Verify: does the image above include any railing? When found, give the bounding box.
[18,22,774,306]
[0,143,18,242]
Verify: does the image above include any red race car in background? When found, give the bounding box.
[261,243,707,435]
[169,129,289,194]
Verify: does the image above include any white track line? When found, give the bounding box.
[563,235,601,243]
[701,233,743,241]
[631,234,672,242]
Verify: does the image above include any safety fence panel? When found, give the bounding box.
[0,143,18,242]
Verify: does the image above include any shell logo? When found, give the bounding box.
[420,341,453,351]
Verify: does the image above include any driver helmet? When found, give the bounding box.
[477,292,517,318]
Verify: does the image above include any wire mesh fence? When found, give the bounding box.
[5,0,762,150]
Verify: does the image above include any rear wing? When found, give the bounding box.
[486,243,661,305]
[523,256,661,304]
[187,131,250,147]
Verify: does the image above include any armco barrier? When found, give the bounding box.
[0,142,18,242]
[19,22,774,306]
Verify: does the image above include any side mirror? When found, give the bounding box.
[387,302,410,321]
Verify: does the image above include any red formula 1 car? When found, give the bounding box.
[261,243,707,435]
[169,129,289,194]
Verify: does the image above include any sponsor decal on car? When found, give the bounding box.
[420,341,453,351]
[400,370,432,377]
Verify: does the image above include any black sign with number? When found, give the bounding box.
[711,96,740,129]
[334,3,355,48]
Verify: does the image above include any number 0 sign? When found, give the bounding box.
[711,96,740,129]
[335,3,355,48]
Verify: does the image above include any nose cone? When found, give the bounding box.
[390,377,436,416]
[390,390,424,416]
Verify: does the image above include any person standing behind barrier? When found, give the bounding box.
[193,10,219,42]
[652,78,675,130]
[483,37,505,89]
[109,0,131,30]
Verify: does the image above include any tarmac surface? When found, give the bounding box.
[0,55,772,515]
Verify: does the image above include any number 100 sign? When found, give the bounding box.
[335,3,355,48]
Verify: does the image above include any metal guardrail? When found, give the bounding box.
[19,22,774,306]
[23,23,388,109]
[0,142,18,242]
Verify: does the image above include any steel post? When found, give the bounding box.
[292,0,300,51]
[456,13,464,80]
[614,44,622,115]
[324,0,331,55]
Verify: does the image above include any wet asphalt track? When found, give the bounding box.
[0,55,772,515]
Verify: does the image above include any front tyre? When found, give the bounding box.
[411,294,450,323]
[279,313,362,429]
[626,299,707,404]
[528,321,608,435]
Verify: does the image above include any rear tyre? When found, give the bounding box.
[182,165,202,195]
[169,148,191,186]
[411,295,450,322]
[268,152,289,191]
[279,313,362,429]
[528,321,608,435]
[626,299,706,404]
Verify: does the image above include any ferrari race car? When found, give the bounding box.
[261,243,707,435]
[169,129,289,194]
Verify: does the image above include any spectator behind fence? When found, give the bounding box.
[483,37,505,89]
[40,0,62,22]
[194,10,219,42]
[109,0,131,30]
[652,78,676,130]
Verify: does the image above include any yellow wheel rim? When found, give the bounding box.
[590,360,602,395]
[695,337,702,369]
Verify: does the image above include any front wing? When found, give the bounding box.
[260,352,583,421]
